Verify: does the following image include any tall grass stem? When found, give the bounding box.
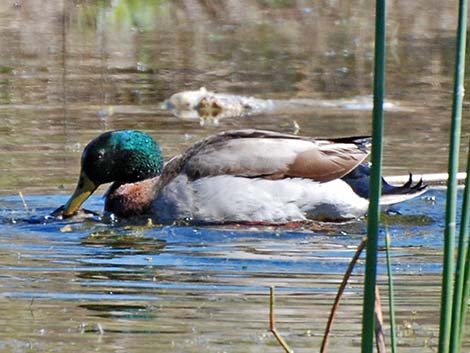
[455,144,470,351]
[385,233,397,353]
[450,152,470,353]
[438,0,468,352]
[361,0,386,352]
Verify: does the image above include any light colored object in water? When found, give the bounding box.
[161,87,403,123]
[161,87,275,120]
[386,172,467,186]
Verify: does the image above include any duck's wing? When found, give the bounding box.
[171,129,370,183]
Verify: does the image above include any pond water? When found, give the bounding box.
[0,1,470,352]
[0,188,465,353]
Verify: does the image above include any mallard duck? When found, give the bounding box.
[55,129,426,224]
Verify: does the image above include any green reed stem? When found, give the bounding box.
[455,144,470,352]
[451,147,470,353]
[361,1,386,352]
[439,0,468,352]
[385,233,397,353]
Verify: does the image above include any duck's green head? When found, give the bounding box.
[62,130,163,217]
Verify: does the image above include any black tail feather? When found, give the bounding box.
[342,164,428,199]
[382,173,427,195]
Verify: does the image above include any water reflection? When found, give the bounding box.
[0,188,467,351]
[1,1,469,352]
[0,0,469,195]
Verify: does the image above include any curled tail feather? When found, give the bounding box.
[342,164,428,205]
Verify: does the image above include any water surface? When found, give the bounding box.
[0,1,469,352]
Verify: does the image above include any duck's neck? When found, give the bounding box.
[104,176,161,218]
[103,155,186,218]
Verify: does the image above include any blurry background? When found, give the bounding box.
[0,0,468,196]
[1,2,469,353]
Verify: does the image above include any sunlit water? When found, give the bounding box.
[0,189,467,352]
[1,1,470,352]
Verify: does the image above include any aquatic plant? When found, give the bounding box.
[362,0,470,352]
[266,0,470,351]
[384,232,397,353]
[439,0,469,352]
[360,0,386,351]
[321,238,367,353]
[450,145,470,353]
[457,148,470,333]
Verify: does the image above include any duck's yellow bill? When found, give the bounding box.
[62,171,98,217]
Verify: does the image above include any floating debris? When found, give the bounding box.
[162,87,407,124]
